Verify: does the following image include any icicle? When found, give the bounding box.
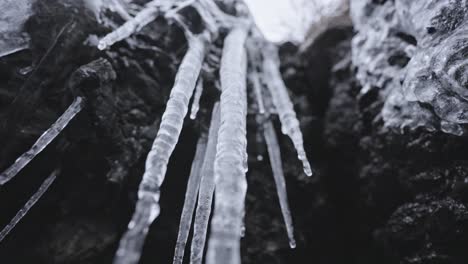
[0,97,84,186]
[98,0,160,50]
[113,34,206,264]
[246,34,266,115]
[190,78,204,120]
[206,26,248,264]
[173,137,207,264]
[0,169,58,242]
[262,44,313,176]
[263,121,296,248]
[190,102,220,264]
[251,71,265,114]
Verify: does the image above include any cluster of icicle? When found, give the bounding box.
[0,1,313,263]
[0,59,115,243]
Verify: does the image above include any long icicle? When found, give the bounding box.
[206,26,248,264]
[263,120,296,248]
[113,34,206,264]
[98,0,160,50]
[190,77,204,120]
[172,136,208,264]
[0,97,83,185]
[262,44,313,176]
[190,102,220,264]
[0,168,58,242]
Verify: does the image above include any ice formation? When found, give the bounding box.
[250,71,265,114]
[263,120,296,248]
[0,169,58,242]
[113,34,206,264]
[173,137,207,264]
[262,44,313,176]
[190,78,204,120]
[0,1,318,263]
[352,0,468,135]
[190,102,220,264]
[206,26,249,264]
[0,0,32,58]
[97,0,160,50]
[0,97,84,185]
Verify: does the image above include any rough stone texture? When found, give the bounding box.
[324,1,468,263]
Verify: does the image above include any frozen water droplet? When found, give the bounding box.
[289,240,296,249]
[98,41,107,50]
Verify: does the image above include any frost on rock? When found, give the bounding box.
[173,136,207,264]
[114,34,206,264]
[398,4,468,135]
[0,169,58,242]
[262,44,312,176]
[206,26,248,264]
[191,102,220,264]
[352,0,468,135]
[0,0,32,58]
[0,97,84,185]
[263,120,296,248]
[190,77,204,120]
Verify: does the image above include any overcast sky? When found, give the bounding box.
[244,0,307,43]
[244,0,348,44]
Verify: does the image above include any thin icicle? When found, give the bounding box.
[173,137,207,264]
[0,169,58,242]
[97,0,160,50]
[262,44,313,176]
[190,78,204,120]
[251,71,265,114]
[0,97,83,185]
[190,102,220,264]
[206,26,248,264]
[263,121,296,248]
[113,35,206,264]
[246,34,266,114]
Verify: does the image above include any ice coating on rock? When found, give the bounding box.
[0,0,32,58]
[263,120,296,248]
[190,78,204,120]
[0,97,84,185]
[395,0,468,47]
[97,0,160,50]
[113,35,206,264]
[0,169,58,242]
[401,24,468,126]
[173,137,207,264]
[191,103,220,264]
[206,27,248,264]
[352,0,468,135]
[262,44,312,176]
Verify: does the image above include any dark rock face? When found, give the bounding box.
[0,0,189,262]
[322,0,468,263]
